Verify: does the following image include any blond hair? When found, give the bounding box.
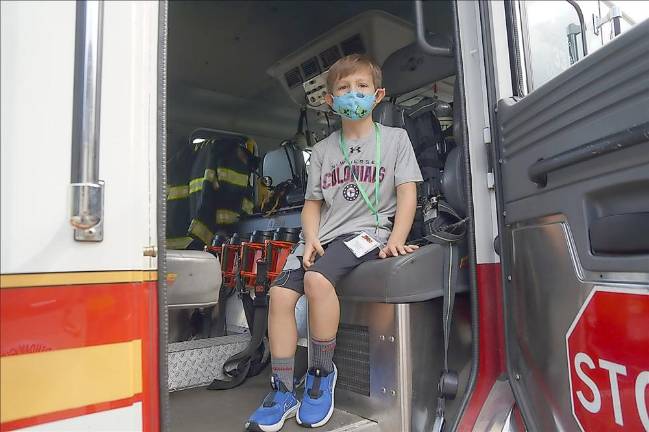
[326,54,382,93]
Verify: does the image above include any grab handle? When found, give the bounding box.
[70,1,105,241]
[414,0,453,57]
[528,123,648,187]
[565,0,588,56]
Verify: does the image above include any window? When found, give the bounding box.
[515,0,649,93]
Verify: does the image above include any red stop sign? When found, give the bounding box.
[566,286,649,431]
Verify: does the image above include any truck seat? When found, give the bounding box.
[335,242,468,303]
[166,250,222,308]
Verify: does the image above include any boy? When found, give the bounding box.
[246,54,422,431]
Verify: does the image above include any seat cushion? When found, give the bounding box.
[335,243,468,303]
[167,250,222,308]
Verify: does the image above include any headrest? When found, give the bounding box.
[381,37,455,97]
[441,146,466,217]
[372,101,404,128]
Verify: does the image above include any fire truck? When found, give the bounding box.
[1,1,647,431]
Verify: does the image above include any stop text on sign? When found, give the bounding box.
[573,353,648,428]
[566,286,649,431]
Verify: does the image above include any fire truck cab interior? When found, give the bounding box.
[2,0,648,430]
[164,2,471,431]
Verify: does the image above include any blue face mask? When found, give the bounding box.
[332,91,377,120]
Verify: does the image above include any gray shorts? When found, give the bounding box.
[271,235,380,295]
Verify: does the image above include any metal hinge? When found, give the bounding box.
[483,126,492,145]
[483,127,496,190]
[487,173,495,190]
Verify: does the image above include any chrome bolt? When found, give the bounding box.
[390,390,397,396]
[507,275,512,281]
[381,387,387,394]
[515,373,521,381]
[389,336,395,343]
[379,335,385,341]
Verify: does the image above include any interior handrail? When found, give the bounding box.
[528,122,648,187]
[414,0,453,57]
[565,0,589,56]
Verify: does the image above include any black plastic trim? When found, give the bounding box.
[448,1,479,430]
[503,0,524,97]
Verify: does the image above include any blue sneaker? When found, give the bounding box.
[296,364,337,428]
[245,375,300,432]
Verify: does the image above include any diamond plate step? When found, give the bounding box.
[168,333,250,392]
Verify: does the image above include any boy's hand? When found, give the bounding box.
[378,241,419,259]
[303,239,325,269]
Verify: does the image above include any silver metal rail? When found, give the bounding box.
[70,0,105,241]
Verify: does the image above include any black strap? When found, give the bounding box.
[207,301,268,390]
[208,253,272,390]
[423,201,466,245]
[430,244,461,432]
[241,291,255,330]
[421,200,465,432]
[211,285,236,337]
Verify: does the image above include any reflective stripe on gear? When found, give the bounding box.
[189,219,214,245]
[189,169,220,194]
[204,169,219,189]
[189,178,203,194]
[217,168,249,187]
[242,197,254,215]
[216,209,240,225]
[166,236,193,249]
[167,185,189,201]
[245,137,257,155]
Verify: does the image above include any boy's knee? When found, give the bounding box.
[269,287,299,313]
[304,271,334,301]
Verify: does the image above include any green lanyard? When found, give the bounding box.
[338,122,381,229]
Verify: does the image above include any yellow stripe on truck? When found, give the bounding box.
[0,270,157,289]
[0,340,142,423]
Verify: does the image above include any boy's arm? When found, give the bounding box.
[379,182,419,258]
[302,144,326,267]
[301,200,325,268]
[301,199,322,243]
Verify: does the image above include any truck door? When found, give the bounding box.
[0,2,160,430]
[487,3,649,431]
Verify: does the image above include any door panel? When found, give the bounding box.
[495,20,649,431]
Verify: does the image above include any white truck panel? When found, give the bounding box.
[1,1,159,274]
[456,0,500,265]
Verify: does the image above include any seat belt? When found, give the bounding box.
[208,245,272,390]
[431,243,460,432]
[422,199,466,432]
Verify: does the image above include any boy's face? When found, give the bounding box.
[325,68,385,111]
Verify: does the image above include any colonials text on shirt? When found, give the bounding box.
[321,161,386,190]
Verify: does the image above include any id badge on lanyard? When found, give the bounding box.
[338,122,382,232]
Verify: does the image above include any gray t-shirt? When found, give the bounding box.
[305,123,423,245]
